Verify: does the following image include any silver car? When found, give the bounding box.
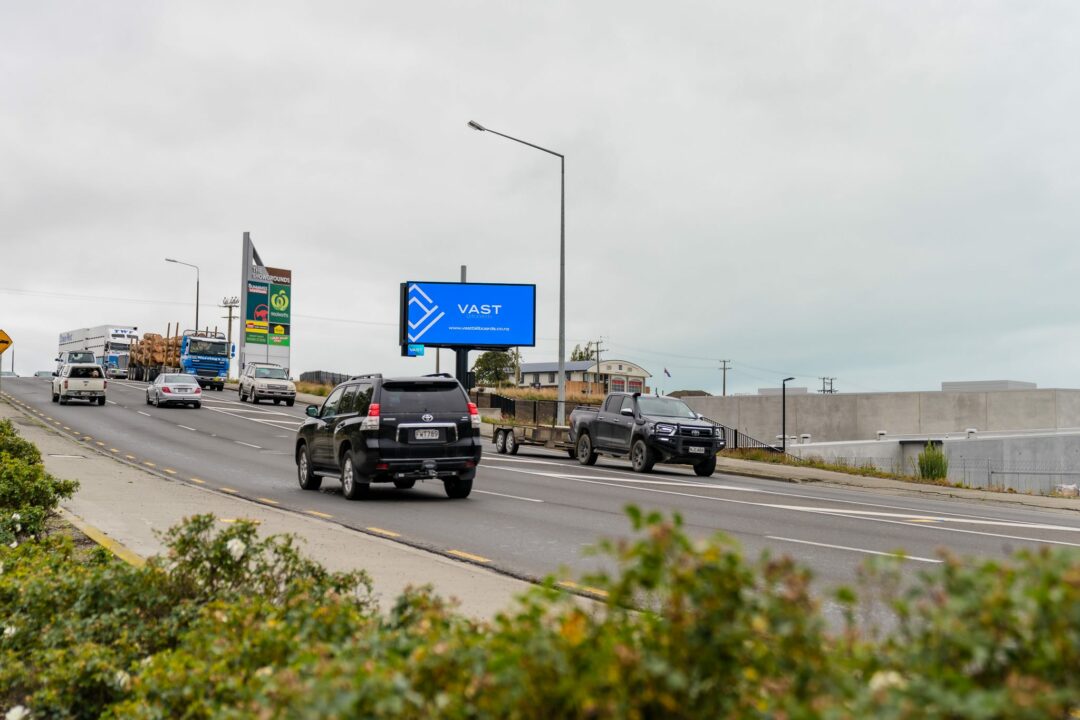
[146,373,203,408]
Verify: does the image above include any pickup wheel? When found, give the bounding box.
[494,430,507,454]
[340,453,370,500]
[97,397,106,406]
[51,392,59,403]
[59,395,68,405]
[505,430,520,455]
[693,453,717,477]
[576,433,598,466]
[296,444,322,491]
[631,438,656,473]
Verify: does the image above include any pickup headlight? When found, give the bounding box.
[654,423,676,435]
[714,427,723,438]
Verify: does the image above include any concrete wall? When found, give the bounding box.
[685,389,1080,444]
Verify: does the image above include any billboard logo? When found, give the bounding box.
[247,282,268,296]
[407,284,445,342]
[270,289,289,312]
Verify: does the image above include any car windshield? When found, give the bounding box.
[379,382,466,413]
[164,374,197,384]
[255,368,288,379]
[69,366,103,379]
[187,339,228,357]
[636,397,698,419]
[67,352,95,363]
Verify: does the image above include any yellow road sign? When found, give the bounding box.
[0,329,11,356]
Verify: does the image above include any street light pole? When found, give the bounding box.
[468,120,567,425]
[165,258,200,332]
[781,377,795,453]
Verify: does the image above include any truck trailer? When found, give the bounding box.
[128,327,232,390]
[57,325,137,378]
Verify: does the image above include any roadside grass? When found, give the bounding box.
[720,447,945,484]
[478,385,601,405]
[294,380,332,397]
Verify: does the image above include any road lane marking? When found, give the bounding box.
[220,518,260,524]
[474,489,544,503]
[766,536,943,564]
[125,454,136,460]
[95,441,105,446]
[447,549,490,563]
[109,448,118,453]
[306,510,334,519]
[82,435,92,440]
[143,461,156,468]
[235,441,262,449]
[107,400,117,405]
[558,580,609,598]
[220,487,238,493]
[163,469,177,475]
[257,497,279,505]
[62,426,70,430]
[137,411,151,417]
[190,477,205,484]
[366,527,400,538]
[177,425,196,432]
[46,416,53,420]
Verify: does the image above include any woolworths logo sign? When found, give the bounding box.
[269,285,291,324]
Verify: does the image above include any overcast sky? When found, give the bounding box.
[3,2,1078,395]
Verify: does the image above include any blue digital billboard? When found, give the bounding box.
[400,282,536,349]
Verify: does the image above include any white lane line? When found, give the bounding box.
[485,464,741,491]
[492,466,1080,544]
[137,411,151,417]
[235,441,262,449]
[177,425,196,432]
[766,536,942,564]
[205,407,302,429]
[473,489,544,503]
[106,400,118,405]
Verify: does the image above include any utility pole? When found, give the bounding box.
[220,296,240,379]
[719,359,731,397]
[819,377,837,394]
[591,337,606,395]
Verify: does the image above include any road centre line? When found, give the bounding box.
[177,425,196,431]
[485,456,1067,525]
[473,489,545,503]
[235,441,262,449]
[493,465,1080,543]
[766,536,943,564]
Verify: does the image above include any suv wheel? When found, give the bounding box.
[296,445,322,491]
[631,439,656,473]
[693,453,717,477]
[576,433,598,466]
[444,476,473,499]
[340,453,370,500]
[494,430,507,454]
[393,479,416,489]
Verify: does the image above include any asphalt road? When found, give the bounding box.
[5,377,1080,601]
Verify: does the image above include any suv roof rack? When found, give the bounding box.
[347,373,383,380]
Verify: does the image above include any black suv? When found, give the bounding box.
[294,374,482,499]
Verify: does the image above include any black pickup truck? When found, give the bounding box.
[568,393,724,476]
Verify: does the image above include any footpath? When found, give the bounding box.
[0,399,535,619]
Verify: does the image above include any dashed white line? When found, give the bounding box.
[474,489,544,503]
[766,536,943,564]
[137,411,151,417]
[177,425,196,432]
[107,400,118,405]
[235,441,262,449]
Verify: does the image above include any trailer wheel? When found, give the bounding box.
[505,430,519,455]
[494,430,507,454]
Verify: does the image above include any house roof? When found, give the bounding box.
[519,361,594,373]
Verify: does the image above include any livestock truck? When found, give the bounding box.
[57,325,138,378]
[128,328,233,390]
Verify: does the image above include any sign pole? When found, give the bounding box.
[454,265,469,389]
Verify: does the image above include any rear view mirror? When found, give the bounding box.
[620,407,634,417]
[306,405,319,417]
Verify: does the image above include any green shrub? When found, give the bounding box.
[917,441,949,480]
[0,452,78,546]
[0,419,42,466]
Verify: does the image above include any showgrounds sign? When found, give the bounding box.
[399,281,536,350]
[238,232,292,374]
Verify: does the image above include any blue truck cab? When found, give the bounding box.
[180,330,233,391]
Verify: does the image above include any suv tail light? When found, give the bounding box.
[468,401,481,429]
[361,402,380,431]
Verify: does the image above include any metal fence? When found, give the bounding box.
[298,370,349,386]
[953,459,1080,495]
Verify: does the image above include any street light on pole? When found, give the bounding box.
[165,258,200,332]
[468,119,567,425]
[781,377,795,453]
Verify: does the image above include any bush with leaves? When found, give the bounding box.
[0,420,78,547]
[917,441,949,480]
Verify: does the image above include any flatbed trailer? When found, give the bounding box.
[490,423,576,457]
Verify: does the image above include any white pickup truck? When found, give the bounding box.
[52,363,107,405]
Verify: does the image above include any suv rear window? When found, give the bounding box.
[70,367,103,379]
[379,382,466,413]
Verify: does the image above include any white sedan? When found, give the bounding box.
[146,373,203,408]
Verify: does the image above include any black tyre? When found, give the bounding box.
[296,444,322,491]
[51,393,58,403]
[494,430,507,454]
[98,397,106,406]
[444,476,473,499]
[393,479,416,489]
[251,395,260,405]
[576,433,598,466]
[286,399,294,407]
[59,396,68,405]
[567,449,577,459]
[193,402,201,409]
[274,399,281,405]
[340,453,370,500]
[631,438,656,473]
[505,430,520,455]
[239,386,247,402]
[693,453,717,477]
[145,392,151,405]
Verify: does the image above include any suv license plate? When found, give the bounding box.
[414,429,440,441]
[688,446,706,454]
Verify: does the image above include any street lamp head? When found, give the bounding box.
[467,120,487,132]
[165,258,178,263]
[783,376,795,383]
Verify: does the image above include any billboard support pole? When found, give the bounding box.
[455,265,469,390]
